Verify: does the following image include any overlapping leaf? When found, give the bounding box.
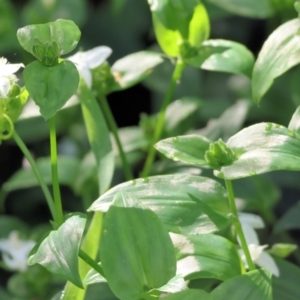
[89,174,230,234]
[100,192,176,300]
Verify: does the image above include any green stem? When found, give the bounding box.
[98,93,133,181]
[49,116,64,227]
[225,179,255,272]
[13,131,56,220]
[141,58,185,177]
[79,249,105,277]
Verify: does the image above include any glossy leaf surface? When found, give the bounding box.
[28,214,86,288]
[288,105,300,134]
[171,233,241,281]
[252,19,300,104]
[17,19,80,59]
[78,79,114,195]
[200,40,255,78]
[155,134,211,166]
[23,60,79,119]
[218,123,300,179]
[207,0,274,18]
[89,174,230,234]
[211,269,272,300]
[100,192,176,300]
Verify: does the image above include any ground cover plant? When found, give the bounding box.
[1,0,300,299]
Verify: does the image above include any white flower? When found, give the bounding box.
[0,231,36,272]
[68,46,112,88]
[0,57,24,98]
[238,212,279,277]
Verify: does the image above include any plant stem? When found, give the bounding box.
[141,58,185,177]
[79,249,105,277]
[98,93,133,180]
[49,116,64,227]
[225,179,255,271]
[12,131,56,220]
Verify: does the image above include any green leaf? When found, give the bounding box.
[28,214,86,288]
[171,233,242,281]
[89,174,230,234]
[78,79,114,195]
[268,243,297,258]
[100,192,176,300]
[207,0,274,18]
[155,135,211,166]
[136,275,188,299]
[211,269,272,300]
[17,19,81,59]
[150,0,210,56]
[274,201,300,232]
[252,19,300,104]
[288,105,300,134]
[109,51,164,92]
[218,123,300,179]
[84,263,107,286]
[162,289,212,299]
[23,60,79,119]
[272,258,300,300]
[200,40,255,78]
[62,212,103,300]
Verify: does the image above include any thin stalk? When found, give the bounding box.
[49,116,64,227]
[98,93,133,180]
[141,59,185,177]
[79,249,105,277]
[13,131,56,220]
[225,179,255,271]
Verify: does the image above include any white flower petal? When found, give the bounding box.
[2,63,24,75]
[239,212,265,229]
[78,65,92,87]
[239,223,260,246]
[248,244,268,261]
[256,251,280,277]
[0,76,11,97]
[84,46,112,69]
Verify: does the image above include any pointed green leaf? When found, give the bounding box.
[252,19,300,104]
[288,105,300,134]
[84,263,107,286]
[62,212,103,300]
[78,79,114,195]
[23,60,79,119]
[89,174,230,234]
[200,40,254,78]
[162,289,212,300]
[219,123,300,179]
[100,192,176,300]
[272,258,300,300]
[211,269,272,300]
[17,19,80,59]
[28,214,86,288]
[109,51,164,92]
[171,233,242,281]
[149,0,210,56]
[137,275,188,299]
[207,0,274,18]
[155,135,211,166]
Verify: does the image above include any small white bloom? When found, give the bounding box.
[0,57,24,98]
[68,46,112,88]
[0,231,36,272]
[238,213,280,277]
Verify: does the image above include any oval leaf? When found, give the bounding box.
[24,60,79,119]
[17,19,81,58]
[28,214,86,288]
[89,174,230,234]
[200,40,255,78]
[171,233,241,281]
[155,135,211,166]
[252,19,300,104]
[211,269,272,300]
[219,123,300,179]
[100,192,176,300]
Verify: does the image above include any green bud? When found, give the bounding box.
[32,38,59,67]
[205,139,237,170]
